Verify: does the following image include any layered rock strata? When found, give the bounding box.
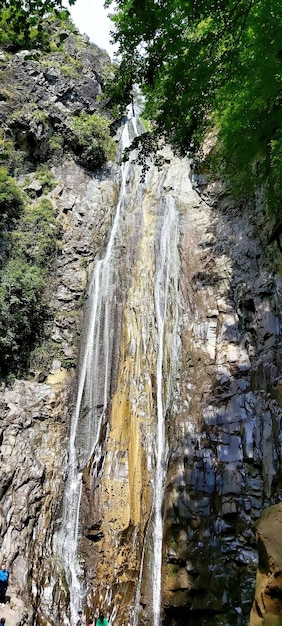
[76,154,282,626]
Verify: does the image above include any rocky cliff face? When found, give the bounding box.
[74,150,282,626]
[0,22,111,170]
[0,18,282,626]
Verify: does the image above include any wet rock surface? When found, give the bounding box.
[73,153,282,626]
[161,173,282,626]
[1,143,282,626]
[0,377,71,625]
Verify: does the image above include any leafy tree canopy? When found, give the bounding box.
[106,0,282,218]
[0,0,75,49]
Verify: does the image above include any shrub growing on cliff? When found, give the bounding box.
[0,136,25,177]
[0,259,46,374]
[0,167,24,232]
[70,113,116,169]
[34,166,56,194]
[10,198,60,268]
[0,197,60,376]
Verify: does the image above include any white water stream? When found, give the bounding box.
[152,195,179,626]
[56,119,139,625]
[56,116,179,626]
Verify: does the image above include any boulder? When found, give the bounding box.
[250,503,282,626]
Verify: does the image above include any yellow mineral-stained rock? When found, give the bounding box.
[81,177,166,621]
[250,503,282,626]
[46,368,70,385]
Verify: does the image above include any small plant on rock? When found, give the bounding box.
[70,112,116,170]
[0,167,24,233]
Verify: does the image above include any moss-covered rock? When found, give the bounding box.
[0,13,115,174]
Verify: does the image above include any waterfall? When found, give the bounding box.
[55,118,140,625]
[152,195,179,626]
[54,115,180,626]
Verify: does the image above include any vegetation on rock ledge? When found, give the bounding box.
[70,113,116,169]
[0,167,24,234]
[0,186,60,377]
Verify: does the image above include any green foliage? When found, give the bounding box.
[0,167,24,231]
[48,133,64,158]
[10,198,60,267]
[267,130,282,219]
[119,131,166,181]
[0,4,76,51]
[0,135,25,176]
[211,1,282,218]
[40,55,83,78]
[29,340,58,373]
[0,197,60,376]
[34,166,56,193]
[70,113,116,169]
[0,259,46,374]
[9,105,47,125]
[60,58,83,78]
[106,0,282,218]
[106,0,244,146]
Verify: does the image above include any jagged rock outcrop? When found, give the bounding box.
[0,24,111,170]
[0,377,71,624]
[0,156,118,624]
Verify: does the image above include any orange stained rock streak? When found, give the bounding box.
[100,191,160,532]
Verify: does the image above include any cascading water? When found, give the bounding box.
[54,112,180,626]
[55,118,141,625]
[152,195,179,626]
[131,184,180,626]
